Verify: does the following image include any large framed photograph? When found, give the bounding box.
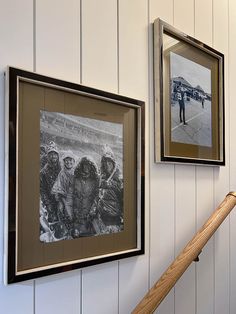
[154,18,225,165]
[5,67,145,284]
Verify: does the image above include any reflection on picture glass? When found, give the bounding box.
[39,110,124,243]
[170,52,212,147]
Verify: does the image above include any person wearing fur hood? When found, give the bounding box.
[52,151,76,234]
[73,156,99,237]
[40,142,61,223]
[97,145,123,233]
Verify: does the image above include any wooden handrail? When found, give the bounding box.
[132,192,236,314]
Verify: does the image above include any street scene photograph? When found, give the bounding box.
[170,51,212,147]
[39,110,124,243]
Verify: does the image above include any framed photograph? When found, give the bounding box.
[5,67,145,284]
[154,18,225,165]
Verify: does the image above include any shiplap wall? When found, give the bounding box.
[0,0,236,313]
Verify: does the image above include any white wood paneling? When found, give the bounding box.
[174,0,194,36]
[149,1,175,314]
[35,272,80,314]
[0,1,33,70]
[82,263,118,314]
[174,1,196,313]
[195,0,213,46]
[34,1,81,313]
[195,1,215,313]
[229,0,236,190]
[118,1,149,313]
[0,0,34,313]
[80,1,119,313]
[175,165,196,314]
[196,168,214,314]
[118,0,148,100]
[81,0,117,92]
[152,165,175,314]
[213,0,230,314]
[0,282,33,314]
[36,0,80,82]
[1,1,236,314]
[229,1,236,313]
[118,257,148,314]
[150,0,174,23]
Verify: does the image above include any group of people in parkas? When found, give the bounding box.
[39,142,123,242]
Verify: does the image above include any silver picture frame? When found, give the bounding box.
[154,18,225,165]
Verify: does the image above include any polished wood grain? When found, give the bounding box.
[132,192,236,314]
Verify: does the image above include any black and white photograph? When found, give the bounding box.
[170,52,212,147]
[39,110,124,243]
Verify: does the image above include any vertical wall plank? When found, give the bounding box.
[213,0,230,314]
[174,165,196,314]
[118,1,149,313]
[229,0,236,188]
[81,1,119,313]
[174,1,196,314]
[174,0,194,36]
[35,272,80,314]
[36,0,80,82]
[150,0,174,23]
[152,167,175,314]
[195,0,213,45]
[196,168,214,314]
[229,1,236,313]
[119,0,148,101]
[82,263,118,314]
[35,1,81,314]
[81,0,117,92]
[149,2,175,314]
[0,1,34,313]
[195,1,214,314]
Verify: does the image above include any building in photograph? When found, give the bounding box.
[171,76,210,102]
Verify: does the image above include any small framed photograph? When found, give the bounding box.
[154,18,225,165]
[5,67,145,284]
